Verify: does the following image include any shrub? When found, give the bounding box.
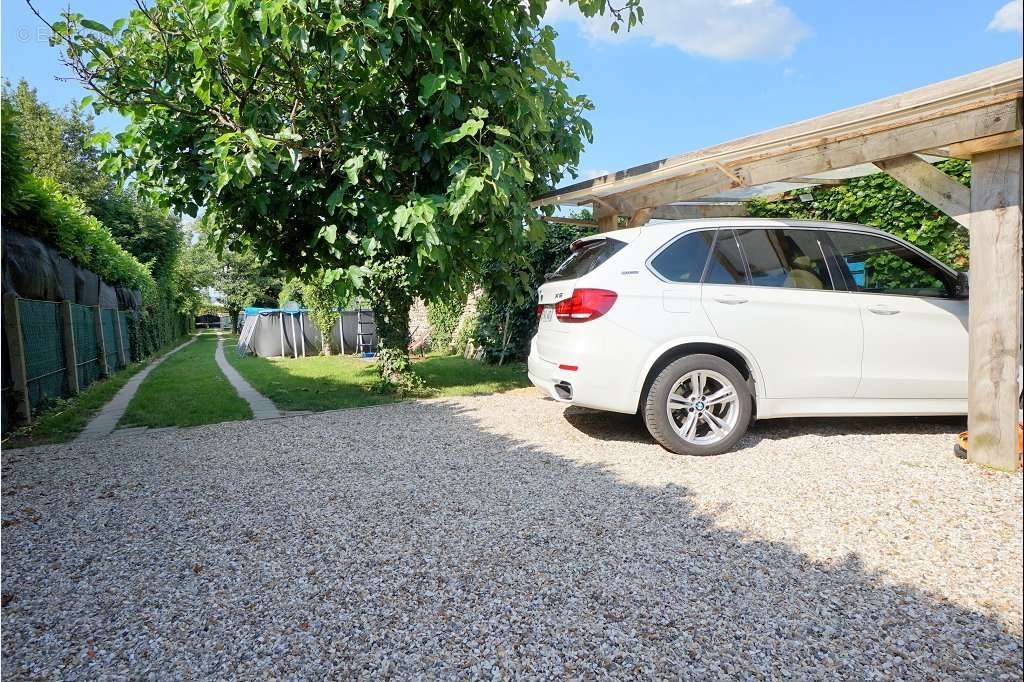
[13,175,155,295]
[302,274,342,355]
[474,221,593,363]
[426,292,467,354]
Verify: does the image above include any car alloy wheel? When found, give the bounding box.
[666,369,740,445]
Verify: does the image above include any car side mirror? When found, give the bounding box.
[954,271,969,299]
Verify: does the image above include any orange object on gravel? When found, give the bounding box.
[953,425,1024,468]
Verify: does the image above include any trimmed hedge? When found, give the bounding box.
[14,175,155,295]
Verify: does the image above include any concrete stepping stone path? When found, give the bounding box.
[214,336,281,420]
[76,336,197,441]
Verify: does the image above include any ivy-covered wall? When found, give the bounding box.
[747,159,970,270]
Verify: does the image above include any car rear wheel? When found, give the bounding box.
[643,354,752,456]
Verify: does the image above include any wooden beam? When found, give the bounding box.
[925,130,1023,159]
[603,98,1020,214]
[786,177,844,186]
[651,203,748,220]
[533,60,1022,207]
[713,161,745,186]
[540,216,598,228]
[875,154,971,227]
[966,146,1022,471]
[626,207,654,228]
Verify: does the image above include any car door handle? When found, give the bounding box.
[867,305,900,315]
[714,295,748,305]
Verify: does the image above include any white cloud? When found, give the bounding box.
[581,168,611,180]
[988,0,1023,33]
[544,0,809,60]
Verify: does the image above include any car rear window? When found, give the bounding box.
[546,238,627,282]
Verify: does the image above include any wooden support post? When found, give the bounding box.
[93,304,108,377]
[112,309,127,369]
[60,301,80,395]
[876,154,971,228]
[595,205,618,232]
[967,146,1022,471]
[2,294,33,424]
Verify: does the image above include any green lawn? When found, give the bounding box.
[120,331,252,427]
[225,348,529,412]
[4,359,149,449]
[2,336,191,449]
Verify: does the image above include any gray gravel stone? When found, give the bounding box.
[2,389,1021,679]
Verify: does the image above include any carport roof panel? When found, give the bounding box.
[533,59,1023,207]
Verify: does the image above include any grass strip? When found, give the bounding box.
[2,336,190,448]
[119,332,252,428]
[224,347,528,413]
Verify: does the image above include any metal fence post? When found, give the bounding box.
[2,294,33,424]
[112,309,127,368]
[93,304,109,377]
[60,301,80,395]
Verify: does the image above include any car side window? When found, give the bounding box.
[827,231,952,297]
[734,228,833,290]
[703,229,748,285]
[649,230,715,283]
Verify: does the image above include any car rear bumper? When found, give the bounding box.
[527,336,637,414]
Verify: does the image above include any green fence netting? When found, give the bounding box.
[71,303,102,390]
[18,299,67,410]
[101,308,120,370]
[118,311,133,362]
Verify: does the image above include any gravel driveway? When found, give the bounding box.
[2,389,1021,679]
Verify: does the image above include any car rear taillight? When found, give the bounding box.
[535,304,544,320]
[554,288,617,323]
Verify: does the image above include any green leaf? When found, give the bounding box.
[387,0,399,18]
[80,19,113,35]
[326,186,346,214]
[322,224,338,244]
[442,118,484,144]
[343,155,365,185]
[419,73,446,101]
[243,128,262,149]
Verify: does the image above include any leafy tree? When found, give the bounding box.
[2,80,109,206]
[277,278,305,308]
[1,100,30,215]
[173,237,218,315]
[215,248,281,333]
[43,0,639,386]
[3,81,185,281]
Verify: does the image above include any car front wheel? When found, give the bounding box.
[643,354,752,456]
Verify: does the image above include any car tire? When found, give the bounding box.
[643,354,752,456]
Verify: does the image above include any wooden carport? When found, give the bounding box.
[533,60,1023,471]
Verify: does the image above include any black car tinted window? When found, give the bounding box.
[546,238,627,282]
[735,229,833,290]
[703,229,748,285]
[649,230,715,283]
[828,231,951,297]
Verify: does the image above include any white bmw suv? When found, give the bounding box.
[528,218,973,456]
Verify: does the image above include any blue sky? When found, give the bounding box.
[3,0,1022,181]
